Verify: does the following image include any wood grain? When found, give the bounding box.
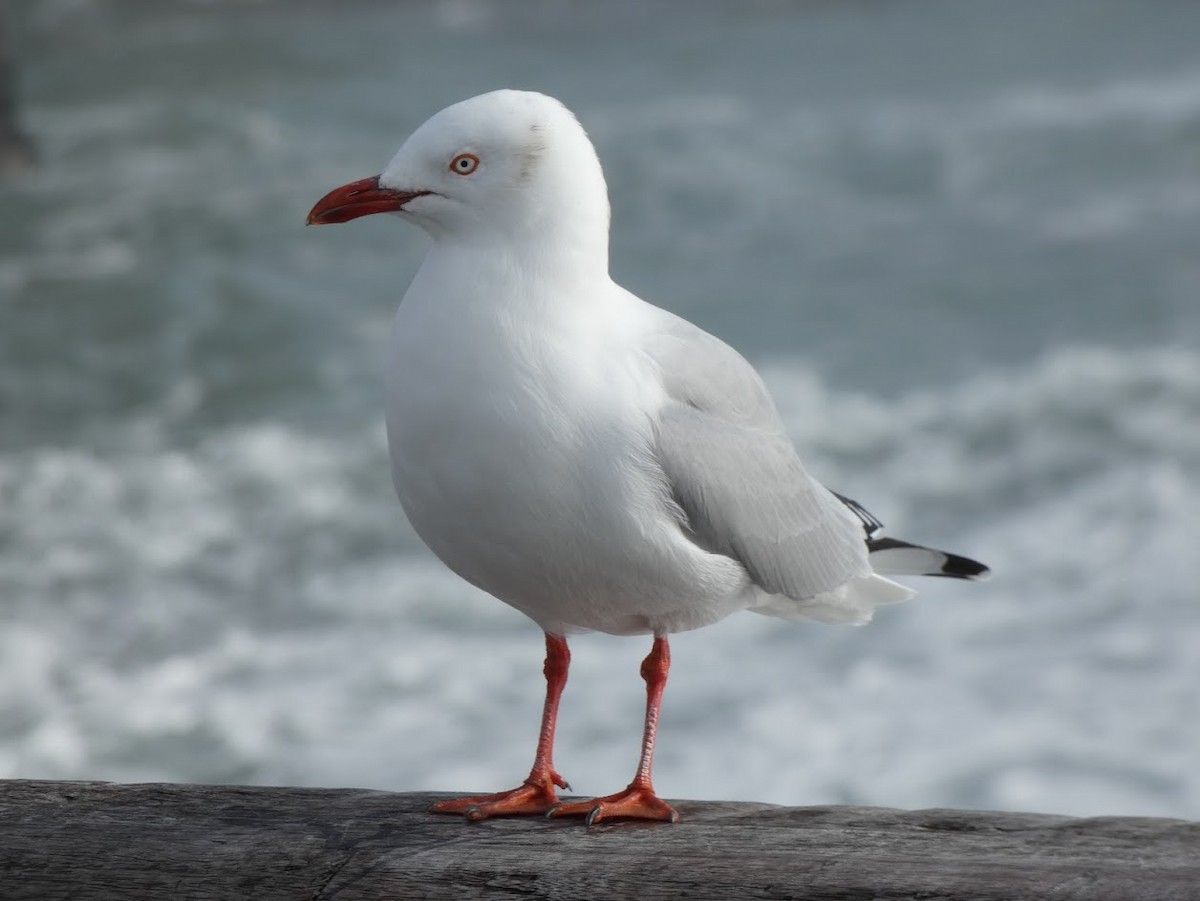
[1,780,1196,900]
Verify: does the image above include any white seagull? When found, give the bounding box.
[308,90,989,825]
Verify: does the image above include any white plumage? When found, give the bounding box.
[383,90,918,632]
[308,89,988,823]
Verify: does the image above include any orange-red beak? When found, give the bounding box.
[306,176,430,225]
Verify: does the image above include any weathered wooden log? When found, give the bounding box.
[0,780,1196,900]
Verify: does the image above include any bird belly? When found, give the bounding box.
[385,314,748,635]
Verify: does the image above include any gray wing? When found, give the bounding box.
[645,312,870,601]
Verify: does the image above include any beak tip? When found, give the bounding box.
[307,175,425,227]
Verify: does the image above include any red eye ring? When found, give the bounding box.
[449,153,480,175]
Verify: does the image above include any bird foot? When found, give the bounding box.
[429,773,567,821]
[548,782,679,825]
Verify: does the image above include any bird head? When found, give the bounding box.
[307,90,611,260]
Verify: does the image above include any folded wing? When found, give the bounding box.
[645,312,881,603]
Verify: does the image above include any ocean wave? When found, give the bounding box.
[1,344,1197,816]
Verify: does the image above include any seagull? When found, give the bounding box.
[307,90,989,825]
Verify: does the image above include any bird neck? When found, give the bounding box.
[416,233,614,323]
[428,216,610,291]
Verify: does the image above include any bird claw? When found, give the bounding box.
[547,783,679,825]
[430,779,562,820]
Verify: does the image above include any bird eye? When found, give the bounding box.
[449,153,480,175]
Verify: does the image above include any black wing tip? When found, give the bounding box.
[867,536,992,581]
[833,492,884,538]
[933,553,992,581]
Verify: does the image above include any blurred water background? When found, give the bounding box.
[1,0,1198,819]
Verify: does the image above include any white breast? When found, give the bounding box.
[384,256,749,635]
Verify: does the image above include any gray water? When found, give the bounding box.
[2,0,1199,818]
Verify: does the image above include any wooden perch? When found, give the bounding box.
[0,780,1196,900]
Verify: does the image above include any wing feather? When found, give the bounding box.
[645,312,870,601]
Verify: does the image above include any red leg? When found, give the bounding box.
[430,633,570,820]
[549,634,679,825]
